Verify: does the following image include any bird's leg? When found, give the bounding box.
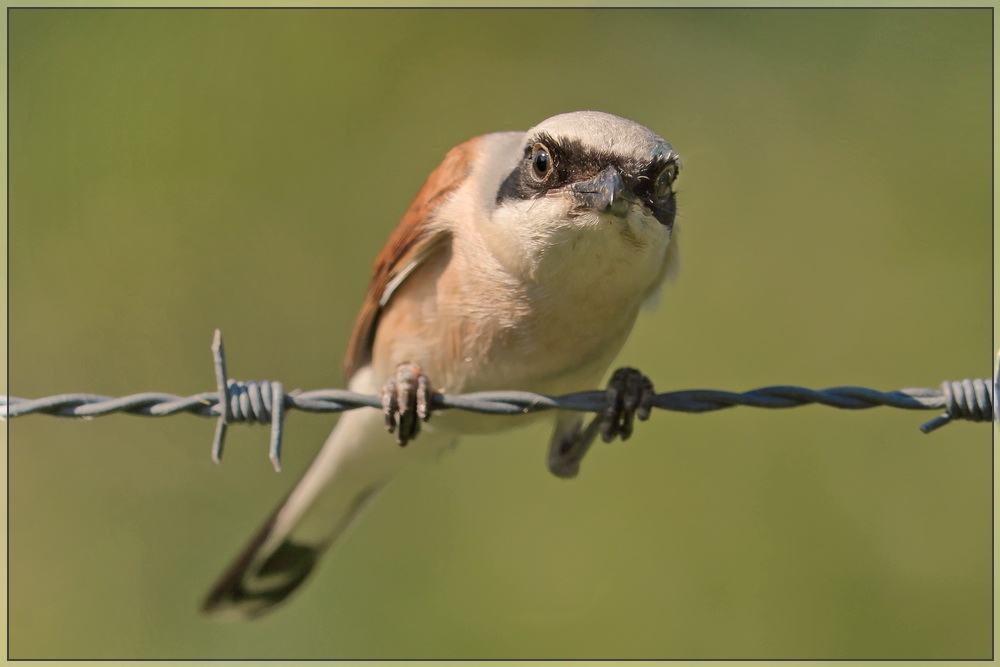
[547,367,655,478]
[381,362,432,446]
[548,415,602,479]
[598,366,655,443]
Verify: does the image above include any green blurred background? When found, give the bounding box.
[7,8,992,659]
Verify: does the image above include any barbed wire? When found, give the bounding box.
[3,330,994,472]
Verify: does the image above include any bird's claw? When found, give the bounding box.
[599,367,655,443]
[381,363,432,446]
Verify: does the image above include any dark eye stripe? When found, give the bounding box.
[495,132,679,207]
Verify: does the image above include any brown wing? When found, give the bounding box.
[343,136,480,380]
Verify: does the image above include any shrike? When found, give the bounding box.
[203,111,681,620]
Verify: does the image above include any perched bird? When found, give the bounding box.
[202,111,681,620]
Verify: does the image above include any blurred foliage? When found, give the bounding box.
[7,8,992,659]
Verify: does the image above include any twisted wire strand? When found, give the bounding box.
[2,331,993,472]
[3,383,990,420]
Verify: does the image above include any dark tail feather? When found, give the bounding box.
[201,406,404,620]
[201,509,322,620]
[201,482,381,621]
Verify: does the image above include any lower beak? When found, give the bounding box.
[571,166,635,217]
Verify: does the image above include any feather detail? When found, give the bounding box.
[343,137,480,380]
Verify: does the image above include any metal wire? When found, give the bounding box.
[2,330,993,472]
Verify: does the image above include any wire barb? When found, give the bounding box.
[210,330,284,472]
[1,331,993,471]
[995,350,1000,430]
[918,379,994,434]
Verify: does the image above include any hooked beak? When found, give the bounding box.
[570,166,636,217]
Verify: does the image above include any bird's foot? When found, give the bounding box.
[381,363,432,446]
[599,367,655,443]
[546,367,656,479]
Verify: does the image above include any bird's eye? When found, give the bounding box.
[530,144,552,180]
[654,161,679,197]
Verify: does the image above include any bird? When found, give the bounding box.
[202,110,682,620]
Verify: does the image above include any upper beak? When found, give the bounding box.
[571,166,635,217]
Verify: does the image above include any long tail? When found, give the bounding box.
[201,402,408,621]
